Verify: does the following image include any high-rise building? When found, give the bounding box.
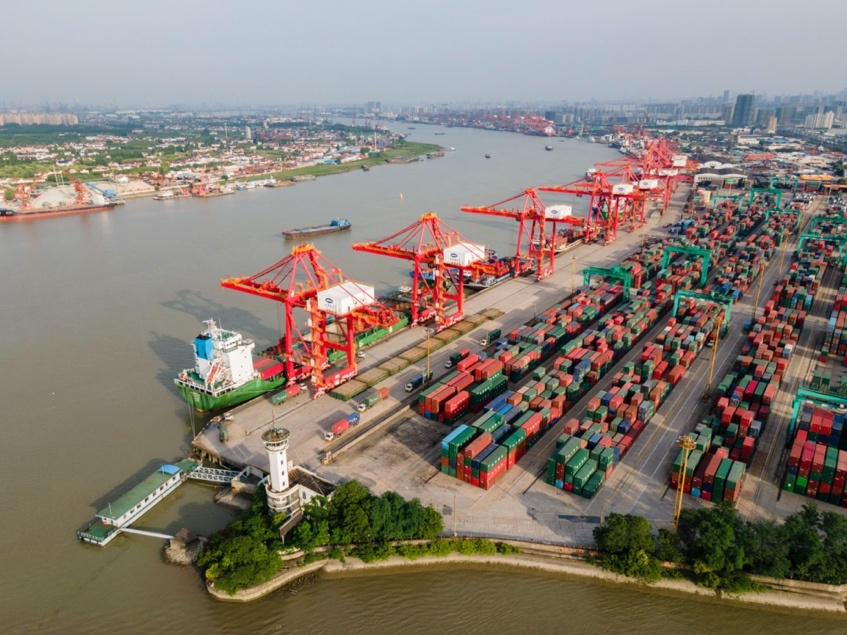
[804,112,834,129]
[721,103,735,125]
[732,94,756,127]
[722,90,730,103]
[767,116,778,134]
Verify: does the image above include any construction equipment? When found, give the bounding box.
[701,314,723,402]
[221,243,400,395]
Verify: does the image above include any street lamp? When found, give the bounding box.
[425,328,434,382]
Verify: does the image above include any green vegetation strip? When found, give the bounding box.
[592,503,847,593]
[260,141,441,182]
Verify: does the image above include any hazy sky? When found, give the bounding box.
[5,0,846,107]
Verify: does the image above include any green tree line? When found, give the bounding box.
[197,481,445,595]
[593,503,847,592]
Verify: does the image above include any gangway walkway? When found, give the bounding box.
[121,527,174,540]
[187,466,240,484]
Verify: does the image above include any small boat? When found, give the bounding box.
[545,145,554,151]
[361,165,370,172]
[485,154,491,159]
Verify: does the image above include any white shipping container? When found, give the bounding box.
[672,154,688,168]
[442,242,485,267]
[317,282,376,315]
[638,179,659,190]
[545,204,573,219]
[612,184,635,195]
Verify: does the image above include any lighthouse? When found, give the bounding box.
[262,427,291,512]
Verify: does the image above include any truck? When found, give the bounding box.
[271,384,301,405]
[356,387,390,413]
[446,348,470,368]
[479,328,501,347]
[404,371,433,392]
[323,413,360,441]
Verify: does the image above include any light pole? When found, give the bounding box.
[425,328,433,382]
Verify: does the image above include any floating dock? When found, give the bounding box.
[78,459,198,547]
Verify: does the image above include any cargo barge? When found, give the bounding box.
[0,198,117,221]
[282,218,351,241]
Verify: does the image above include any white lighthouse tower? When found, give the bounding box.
[262,427,291,513]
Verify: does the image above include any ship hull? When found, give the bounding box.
[0,202,116,222]
[176,375,289,412]
[282,224,351,240]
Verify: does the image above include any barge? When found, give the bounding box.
[282,218,351,241]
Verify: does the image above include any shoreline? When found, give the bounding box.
[206,541,847,617]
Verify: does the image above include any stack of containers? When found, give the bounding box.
[441,204,763,491]
[545,292,720,498]
[784,403,847,507]
[671,210,820,503]
[419,355,509,423]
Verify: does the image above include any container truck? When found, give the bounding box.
[323,413,360,441]
[446,348,470,368]
[404,371,433,392]
[480,328,501,346]
[356,386,390,412]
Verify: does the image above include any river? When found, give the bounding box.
[0,122,841,633]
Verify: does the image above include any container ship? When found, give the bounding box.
[282,218,351,241]
[175,315,409,411]
[174,319,288,412]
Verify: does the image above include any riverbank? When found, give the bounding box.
[249,141,442,182]
[206,540,847,617]
[84,141,443,204]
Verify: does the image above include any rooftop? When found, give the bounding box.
[97,459,196,522]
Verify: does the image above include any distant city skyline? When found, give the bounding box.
[4,0,846,107]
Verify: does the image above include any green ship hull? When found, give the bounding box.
[175,315,410,412]
[176,375,288,412]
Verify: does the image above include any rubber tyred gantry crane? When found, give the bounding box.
[221,243,400,395]
[352,212,484,331]
[461,188,584,281]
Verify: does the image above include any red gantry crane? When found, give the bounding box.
[461,188,585,281]
[352,212,485,331]
[221,243,400,395]
[539,171,644,246]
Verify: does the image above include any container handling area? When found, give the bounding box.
[86,135,847,548]
[185,186,845,546]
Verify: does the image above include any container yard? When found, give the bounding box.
[180,149,846,546]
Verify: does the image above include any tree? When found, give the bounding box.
[593,513,662,583]
[677,505,752,589]
[3,188,13,202]
[198,533,281,595]
[781,504,825,581]
[746,519,791,579]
